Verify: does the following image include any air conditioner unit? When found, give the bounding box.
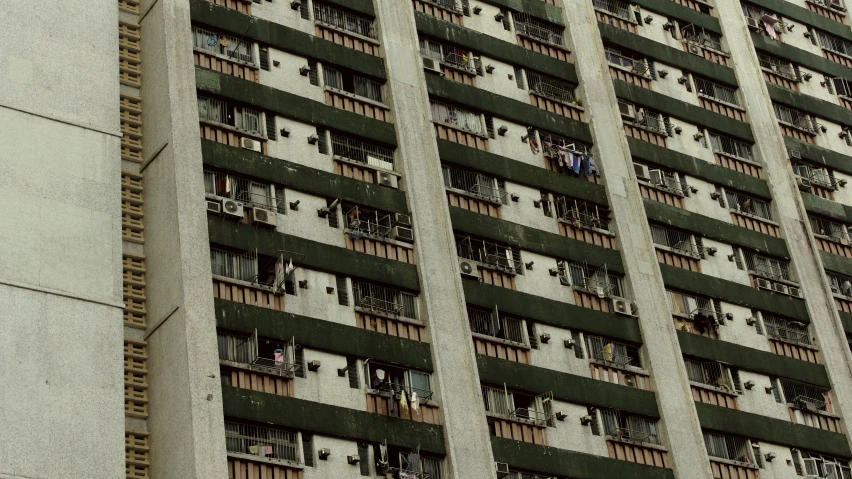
[612,298,634,316]
[649,169,664,186]
[394,213,412,227]
[688,43,702,55]
[207,199,222,215]
[240,137,262,152]
[772,282,790,294]
[633,163,650,180]
[618,101,635,120]
[367,155,394,171]
[755,278,772,290]
[559,274,571,286]
[746,17,760,30]
[251,207,277,227]
[422,56,442,74]
[390,226,414,243]
[495,462,510,478]
[222,199,245,219]
[789,286,803,298]
[378,171,398,189]
[459,260,480,279]
[796,176,812,191]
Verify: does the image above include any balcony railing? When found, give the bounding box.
[224,421,299,463]
[554,197,609,231]
[743,250,792,282]
[651,224,699,257]
[526,71,577,104]
[442,165,504,203]
[601,409,661,445]
[724,190,772,220]
[352,280,417,319]
[686,359,735,393]
[191,26,255,64]
[313,1,376,39]
[467,307,525,344]
[456,236,523,274]
[513,13,564,46]
[331,132,394,170]
[780,378,832,412]
[586,335,641,369]
[763,314,811,346]
[429,99,485,136]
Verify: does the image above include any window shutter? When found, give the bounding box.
[294,346,305,378]
[259,47,270,71]
[648,61,657,80]
[589,407,601,435]
[474,56,484,76]
[485,115,495,138]
[514,67,525,89]
[731,368,743,394]
[266,114,277,141]
[316,127,328,154]
[327,198,339,228]
[696,236,705,259]
[336,275,349,305]
[791,448,804,475]
[308,60,319,86]
[772,378,783,403]
[663,116,674,137]
[347,356,360,388]
[572,331,584,358]
[358,443,371,475]
[302,433,315,466]
[461,0,471,15]
[527,322,538,349]
[300,1,311,20]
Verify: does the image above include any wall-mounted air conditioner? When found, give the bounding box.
[378,171,398,189]
[612,297,634,316]
[390,226,414,243]
[240,137,262,152]
[207,199,222,215]
[772,282,789,295]
[251,207,277,227]
[394,213,412,227]
[633,163,650,180]
[755,278,772,290]
[459,259,480,279]
[222,199,244,219]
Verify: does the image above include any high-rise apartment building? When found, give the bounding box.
[5,0,852,477]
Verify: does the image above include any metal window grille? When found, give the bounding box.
[708,132,754,161]
[441,165,505,203]
[466,307,526,344]
[639,166,686,196]
[203,170,278,210]
[336,275,349,305]
[763,314,810,345]
[773,103,816,133]
[418,37,476,73]
[330,132,394,169]
[526,71,577,103]
[779,379,832,412]
[667,290,718,319]
[513,12,564,46]
[815,30,852,57]
[723,190,772,220]
[429,99,485,135]
[308,60,319,85]
[197,96,264,136]
[514,66,526,89]
[456,235,523,274]
[694,77,739,106]
[809,215,849,242]
[585,334,642,368]
[323,66,383,102]
[632,108,666,135]
[793,163,835,188]
[567,262,625,297]
[800,452,852,478]
[592,0,632,19]
[604,45,650,76]
[352,280,417,319]
[344,205,394,238]
[827,271,852,296]
[554,196,610,231]
[481,386,552,426]
[224,421,299,463]
[833,77,852,97]
[217,330,296,375]
[312,2,376,38]
[757,51,798,81]
[650,224,699,257]
[685,359,735,392]
[191,26,255,64]
[681,24,724,52]
[742,250,791,281]
[485,116,495,139]
[265,114,276,141]
[741,1,768,20]
[600,409,660,445]
[210,248,258,283]
[702,432,753,464]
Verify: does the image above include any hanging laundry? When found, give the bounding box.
[399,391,411,420]
[572,153,582,174]
[589,157,599,176]
[582,155,594,178]
[529,139,540,155]
[761,15,779,40]
[410,391,420,413]
[249,445,259,454]
[602,342,614,362]
[265,445,273,456]
[274,349,284,363]
[224,176,231,195]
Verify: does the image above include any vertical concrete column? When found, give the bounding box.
[563,4,714,478]
[373,4,497,479]
[138,0,228,477]
[714,0,852,439]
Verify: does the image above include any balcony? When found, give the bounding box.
[687,359,739,409]
[593,0,638,33]
[443,164,506,219]
[669,290,721,340]
[338,204,416,264]
[225,421,303,476]
[606,46,653,90]
[218,330,296,397]
[757,51,800,91]
[694,77,746,122]
[364,363,441,425]
[483,386,551,445]
[828,271,852,314]
[586,335,652,391]
[709,132,763,179]
[197,96,270,155]
[763,314,820,364]
[413,0,465,26]
[622,105,668,148]
[794,162,841,201]
[327,131,398,186]
[203,0,252,14]
[313,1,380,56]
[680,24,729,67]
[651,224,702,273]
[468,307,531,364]
[430,99,490,151]
[560,261,626,313]
[420,37,479,86]
[352,280,427,341]
[809,214,852,258]
[210,247,286,311]
[513,13,571,62]
[323,66,390,122]
[553,196,616,249]
[774,103,819,144]
[600,409,670,468]
[806,0,847,23]
[192,25,259,82]
[540,133,600,184]
[457,235,523,290]
[525,71,585,122]
[779,379,842,433]
[720,189,779,237]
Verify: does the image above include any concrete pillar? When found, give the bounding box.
[563,4,715,478]
[373,3,497,478]
[138,0,228,477]
[714,0,852,442]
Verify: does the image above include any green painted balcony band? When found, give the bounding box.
[629,0,720,33]
[479,0,564,24]
[677,331,830,387]
[222,387,446,454]
[644,200,789,258]
[425,74,592,143]
[195,68,397,146]
[414,12,577,82]
[207,216,421,291]
[490,437,675,479]
[746,0,850,39]
[201,140,408,214]
[801,192,852,226]
[660,264,810,321]
[840,311,852,333]
[438,140,608,205]
[449,207,624,272]
[695,402,851,458]
[767,83,852,132]
[477,355,660,418]
[751,33,852,84]
[215,299,433,371]
[463,280,643,342]
[785,137,852,178]
[821,250,852,278]
[189,0,385,79]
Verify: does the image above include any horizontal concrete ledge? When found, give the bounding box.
[490,437,676,479]
[839,311,852,333]
[200,140,409,214]
[785,136,852,177]
[821,250,852,278]
[476,355,660,418]
[677,330,831,388]
[206,216,421,291]
[479,0,564,24]
[695,402,851,458]
[214,299,433,371]
[801,192,852,225]
[631,0,720,32]
[751,34,852,85]
[222,387,446,455]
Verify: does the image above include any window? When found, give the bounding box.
[773,102,817,133]
[225,421,299,463]
[197,96,264,136]
[815,29,852,58]
[685,359,736,392]
[592,0,633,20]
[827,271,852,296]
[513,12,564,46]
[702,432,754,465]
[635,163,687,196]
[191,26,255,64]
[466,306,526,344]
[604,45,650,76]
[708,132,754,161]
[343,203,395,238]
[566,262,625,297]
[762,314,810,345]
[442,165,505,203]
[429,99,485,135]
[526,71,577,104]
[217,330,296,375]
[693,76,739,106]
[312,2,376,38]
[418,37,476,73]
[757,51,798,80]
[584,334,642,368]
[600,409,660,445]
[456,235,523,274]
[650,224,700,257]
[365,362,433,399]
[553,196,610,231]
[626,105,666,135]
[793,162,836,189]
[351,280,417,319]
[798,451,852,478]
[330,132,394,170]
[832,77,852,98]
[681,24,724,52]
[741,250,792,282]
[210,247,258,283]
[375,443,442,479]
[203,169,279,210]
[809,214,849,243]
[778,378,833,412]
[723,189,772,220]
[323,66,383,103]
[481,385,553,425]
[667,290,718,318]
